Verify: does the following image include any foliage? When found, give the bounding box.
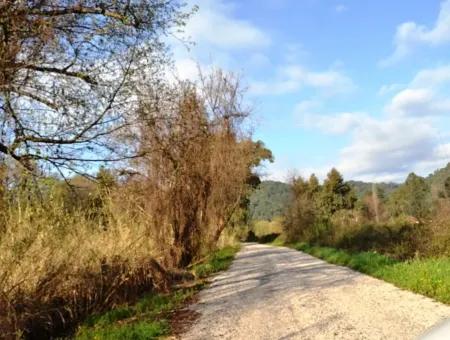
[348,180,399,199]
[252,218,284,238]
[319,168,356,217]
[283,170,356,243]
[427,162,450,198]
[76,246,239,339]
[281,165,449,260]
[248,181,291,221]
[335,222,430,260]
[0,68,266,337]
[387,173,432,220]
[290,243,450,304]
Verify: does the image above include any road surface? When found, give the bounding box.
[182,243,450,340]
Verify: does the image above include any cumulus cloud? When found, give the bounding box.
[380,0,450,66]
[337,117,436,179]
[386,88,450,116]
[300,64,450,181]
[295,100,368,134]
[384,65,450,116]
[170,0,270,81]
[185,0,270,49]
[250,64,355,96]
[411,64,450,87]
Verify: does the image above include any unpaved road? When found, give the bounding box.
[182,243,450,340]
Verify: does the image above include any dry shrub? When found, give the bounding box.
[138,71,270,267]
[0,185,168,338]
[0,69,269,338]
[427,199,450,256]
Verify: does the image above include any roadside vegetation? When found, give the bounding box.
[248,166,450,304]
[75,246,239,339]
[0,1,270,338]
[280,168,449,259]
[290,243,450,304]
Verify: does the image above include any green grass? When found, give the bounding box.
[288,242,450,305]
[191,246,240,278]
[76,246,240,339]
[76,289,195,340]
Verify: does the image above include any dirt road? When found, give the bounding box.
[182,243,450,340]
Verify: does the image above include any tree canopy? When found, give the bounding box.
[0,0,189,174]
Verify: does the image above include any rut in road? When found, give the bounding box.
[181,243,450,340]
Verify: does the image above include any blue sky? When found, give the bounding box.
[172,0,450,183]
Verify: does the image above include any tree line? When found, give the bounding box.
[283,168,450,259]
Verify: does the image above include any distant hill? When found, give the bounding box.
[248,180,291,221]
[249,164,450,222]
[348,181,399,198]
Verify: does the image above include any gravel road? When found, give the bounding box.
[182,243,450,340]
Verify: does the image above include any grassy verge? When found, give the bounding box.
[75,245,239,339]
[288,242,450,305]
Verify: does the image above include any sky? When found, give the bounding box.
[171,0,450,183]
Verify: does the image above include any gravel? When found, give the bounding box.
[181,243,450,340]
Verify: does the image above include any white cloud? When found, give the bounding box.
[185,0,270,50]
[302,112,366,135]
[250,64,355,96]
[411,64,450,87]
[434,143,450,159]
[299,64,450,181]
[380,0,450,66]
[170,0,270,81]
[378,83,405,96]
[173,58,200,80]
[386,88,450,116]
[295,100,368,134]
[384,64,450,116]
[337,117,437,180]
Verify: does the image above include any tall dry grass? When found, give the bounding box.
[0,182,169,338]
[0,70,267,338]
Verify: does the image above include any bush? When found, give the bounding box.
[0,183,170,338]
[336,222,430,259]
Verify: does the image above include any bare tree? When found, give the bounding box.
[138,70,272,267]
[0,0,189,175]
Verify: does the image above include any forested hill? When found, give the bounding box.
[249,163,450,222]
[348,181,399,198]
[248,180,399,221]
[249,181,292,221]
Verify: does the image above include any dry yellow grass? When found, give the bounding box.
[0,186,168,338]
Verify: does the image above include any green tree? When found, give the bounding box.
[319,168,356,217]
[388,173,431,219]
[308,173,320,198]
[283,176,317,242]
